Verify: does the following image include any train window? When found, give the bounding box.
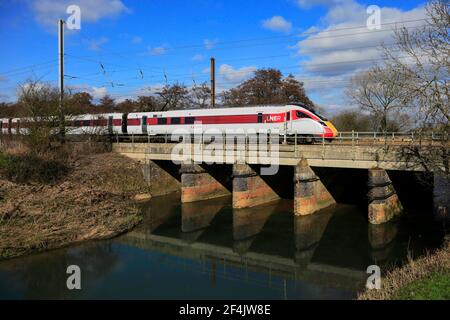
[185,117,195,124]
[83,120,90,126]
[171,117,181,124]
[122,114,128,134]
[157,118,167,125]
[257,113,263,123]
[296,111,310,119]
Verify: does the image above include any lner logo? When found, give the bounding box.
[267,115,282,122]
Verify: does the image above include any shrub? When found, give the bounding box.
[0,153,69,184]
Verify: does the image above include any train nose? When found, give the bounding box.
[325,121,338,137]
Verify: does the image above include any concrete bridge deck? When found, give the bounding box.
[112,141,427,171]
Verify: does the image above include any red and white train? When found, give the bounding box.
[0,104,338,139]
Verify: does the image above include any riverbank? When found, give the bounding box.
[358,238,450,300]
[0,146,151,260]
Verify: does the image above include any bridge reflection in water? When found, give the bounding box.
[118,194,404,296]
[0,192,443,299]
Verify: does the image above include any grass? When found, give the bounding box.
[358,240,450,300]
[0,153,12,167]
[394,271,450,300]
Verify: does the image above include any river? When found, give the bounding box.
[0,190,445,299]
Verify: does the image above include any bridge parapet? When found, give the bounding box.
[112,141,429,171]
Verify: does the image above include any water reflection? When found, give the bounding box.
[233,201,279,254]
[124,199,368,294]
[0,193,444,300]
[294,210,333,269]
[0,243,120,299]
[368,222,398,264]
[182,196,229,243]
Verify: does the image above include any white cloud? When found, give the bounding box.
[292,0,427,111]
[219,64,256,83]
[262,16,292,33]
[91,86,108,98]
[147,46,166,56]
[131,36,142,44]
[67,84,107,99]
[89,37,108,51]
[204,39,218,50]
[30,0,130,28]
[192,54,204,61]
[296,1,427,78]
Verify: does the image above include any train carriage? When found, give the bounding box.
[0,118,9,134]
[125,104,338,139]
[4,104,338,142]
[67,113,123,135]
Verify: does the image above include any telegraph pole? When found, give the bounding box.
[58,19,65,140]
[210,57,215,108]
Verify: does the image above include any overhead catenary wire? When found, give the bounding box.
[66,18,429,60]
[1,18,428,81]
[1,17,432,101]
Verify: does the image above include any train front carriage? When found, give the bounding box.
[287,104,338,140]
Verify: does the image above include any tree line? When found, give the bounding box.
[0,69,315,118]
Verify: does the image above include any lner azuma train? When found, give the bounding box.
[1,104,338,141]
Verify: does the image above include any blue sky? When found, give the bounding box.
[0,0,428,115]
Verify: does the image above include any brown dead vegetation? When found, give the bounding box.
[0,142,150,260]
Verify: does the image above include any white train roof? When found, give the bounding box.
[128,104,311,117]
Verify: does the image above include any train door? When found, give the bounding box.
[141,115,148,134]
[284,111,292,133]
[17,119,20,134]
[121,113,128,134]
[107,116,113,135]
[8,119,12,134]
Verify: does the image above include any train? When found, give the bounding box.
[0,103,338,141]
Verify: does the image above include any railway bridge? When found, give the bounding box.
[112,132,449,225]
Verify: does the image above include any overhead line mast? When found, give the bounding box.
[58,19,65,140]
[210,57,215,108]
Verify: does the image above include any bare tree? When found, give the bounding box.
[17,80,60,154]
[346,65,410,132]
[190,82,211,108]
[221,69,315,108]
[383,0,449,128]
[98,95,115,111]
[136,95,162,112]
[330,110,372,131]
[382,0,449,176]
[156,83,189,111]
